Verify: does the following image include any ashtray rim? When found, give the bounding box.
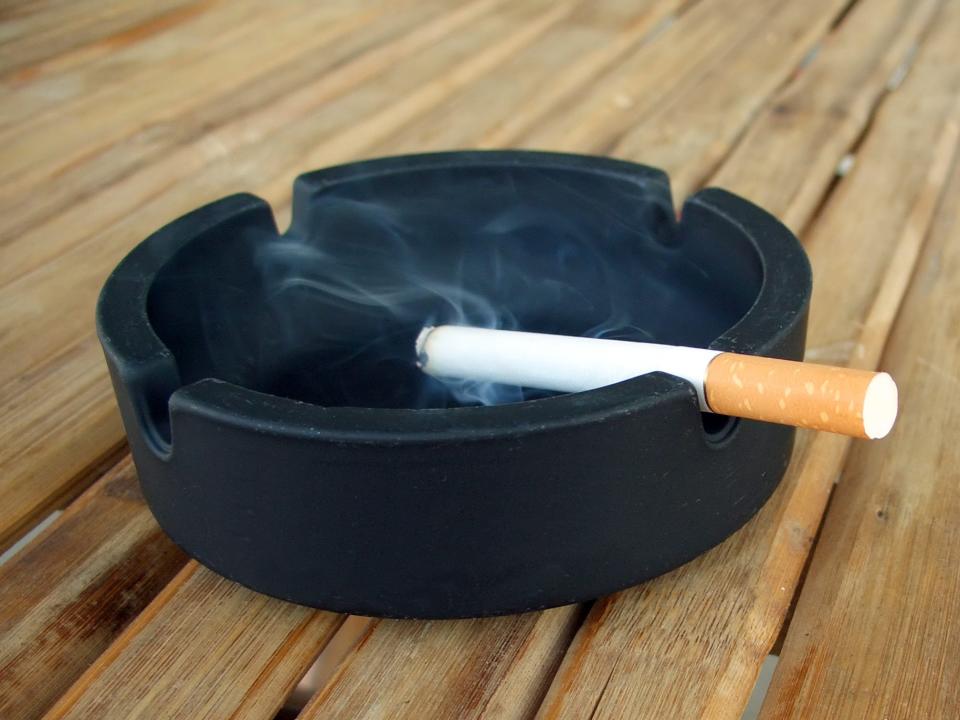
[97,150,811,453]
[95,151,814,618]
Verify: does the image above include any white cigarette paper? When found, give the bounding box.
[416,325,898,439]
[417,325,719,409]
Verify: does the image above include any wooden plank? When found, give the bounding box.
[712,0,940,234]
[262,0,859,207]
[0,337,126,550]
[3,3,578,713]
[253,0,575,211]
[533,2,960,717]
[289,0,922,715]
[0,1,263,130]
[378,0,931,213]
[0,0,555,552]
[299,609,583,720]
[0,0,199,76]
[39,563,343,720]
[519,0,850,174]
[1,1,215,85]
[758,120,960,720]
[365,0,691,153]
[0,457,187,720]
[0,2,676,717]
[0,0,384,215]
[607,0,870,200]
[0,0,225,139]
[0,0,497,283]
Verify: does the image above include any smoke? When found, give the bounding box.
[248,168,675,409]
[254,203,526,407]
[154,164,743,410]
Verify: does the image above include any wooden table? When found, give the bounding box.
[2,1,959,717]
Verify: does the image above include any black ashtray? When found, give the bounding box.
[97,151,810,618]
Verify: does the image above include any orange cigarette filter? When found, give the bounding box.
[704,353,898,439]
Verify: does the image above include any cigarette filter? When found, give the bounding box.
[417,325,897,439]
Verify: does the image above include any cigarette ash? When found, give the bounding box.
[148,165,756,409]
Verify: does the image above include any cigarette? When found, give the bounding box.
[416,326,898,439]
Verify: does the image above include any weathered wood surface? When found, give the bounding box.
[0,458,187,720]
[300,609,583,720]
[0,2,695,718]
[759,119,960,720]
[1,0,958,717]
[0,0,562,552]
[359,0,690,157]
[712,0,942,233]
[534,3,960,716]
[0,0,200,78]
[41,564,343,720]
[292,0,951,716]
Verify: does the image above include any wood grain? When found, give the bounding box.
[12,3,698,715]
[0,1,374,177]
[0,0,498,282]
[290,0,921,714]
[713,0,942,233]
[3,12,582,703]
[40,563,343,720]
[0,0,957,716]
[759,117,960,720]
[0,0,199,77]
[299,607,583,720]
[252,0,575,209]
[0,0,553,552]
[367,0,692,153]
[607,0,856,199]
[534,2,960,716]
[0,0,387,232]
[0,457,187,720]
[0,337,125,552]
[520,0,851,173]
[1,2,214,87]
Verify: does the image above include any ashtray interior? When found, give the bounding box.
[147,161,763,410]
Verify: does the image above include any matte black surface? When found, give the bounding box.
[96,151,811,618]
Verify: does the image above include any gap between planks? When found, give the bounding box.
[0,0,546,557]
[533,4,960,717]
[294,0,956,717]
[0,458,188,720]
[0,1,692,716]
[0,0,693,600]
[0,0,944,712]
[759,107,960,719]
